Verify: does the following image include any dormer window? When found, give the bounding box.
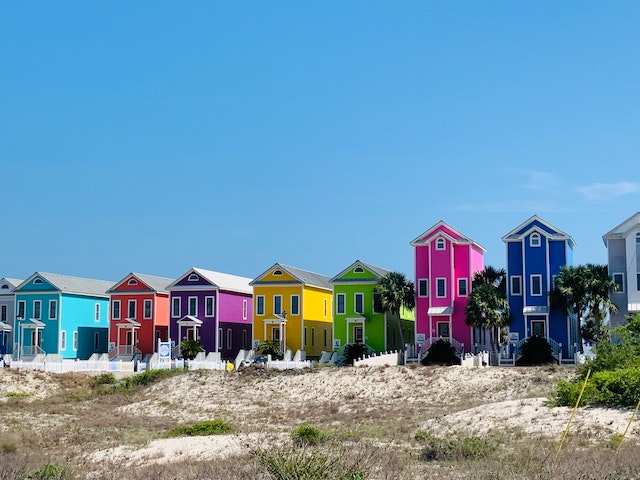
[188,274,199,282]
[33,278,43,284]
[530,233,541,247]
[128,279,138,285]
[273,269,283,276]
[436,238,446,250]
[1,285,8,290]
[353,266,364,274]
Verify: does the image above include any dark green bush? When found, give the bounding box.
[25,464,73,480]
[415,432,496,461]
[167,419,232,437]
[422,340,459,366]
[291,424,325,446]
[343,343,370,366]
[256,447,366,480]
[518,336,554,365]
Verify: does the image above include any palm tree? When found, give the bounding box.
[374,272,415,350]
[549,264,618,343]
[464,267,510,353]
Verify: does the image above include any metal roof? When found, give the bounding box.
[18,272,114,297]
[191,268,253,294]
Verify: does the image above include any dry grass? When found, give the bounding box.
[1,365,639,479]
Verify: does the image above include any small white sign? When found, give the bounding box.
[416,334,426,343]
[108,342,116,351]
[509,332,520,343]
[158,341,171,358]
[253,339,260,348]
[333,339,341,348]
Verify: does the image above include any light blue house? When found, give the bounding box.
[13,272,113,360]
[502,216,580,361]
[0,278,23,356]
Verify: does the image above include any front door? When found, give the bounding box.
[437,322,450,338]
[126,330,134,346]
[31,330,42,347]
[354,325,363,344]
[531,320,545,337]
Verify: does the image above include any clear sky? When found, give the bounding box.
[2,1,639,283]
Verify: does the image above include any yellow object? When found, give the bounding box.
[617,396,640,451]
[226,361,234,372]
[557,368,591,452]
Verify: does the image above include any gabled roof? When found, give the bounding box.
[167,267,252,295]
[107,273,173,294]
[16,272,113,298]
[602,212,640,245]
[501,215,576,247]
[250,263,331,290]
[410,220,486,251]
[0,278,23,294]
[330,260,389,283]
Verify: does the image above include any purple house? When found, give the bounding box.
[167,267,253,359]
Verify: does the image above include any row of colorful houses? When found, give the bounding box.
[1,212,639,364]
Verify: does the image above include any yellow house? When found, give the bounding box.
[250,263,333,358]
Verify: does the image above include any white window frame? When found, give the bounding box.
[205,296,215,317]
[324,299,328,317]
[49,299,57,320]
[290,295,300,316]
[256,295,265,316]
[94,332,100,351]
[510,276,522,296]
[530,274,543,296]
[95,303,101,322]
[227,329,232,349]
[336,293,346,315]
[128,300,136,319]
[353,266,364,273]
[418,279,429,297]
[218,328,223,349]
[60,330,66,351]
[530,233,541,247]
[613,273,624,293]
[436,278,447,298]
[143,299,152,319]
[17,300,25,319]
[354,293,364,314]
[112,300,121,319]
[436,238,446,250]
[273,295,282,315]
[171,297,181,318]
[188,273,199,282]
[0,305,6,322]
[73,331,78,350]
[243,299,248,320]
[458,278,468,297]
[128,279,138,285]
[188,296,198,317]
[33,300,41,320]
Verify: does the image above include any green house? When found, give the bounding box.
[330,260,414,354]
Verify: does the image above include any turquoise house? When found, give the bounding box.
[13,272,113,360]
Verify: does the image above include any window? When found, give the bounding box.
[128,279,138,285]
[60,331,66,350]
[128,300,136,318]
[324,299,328,317]
[291,295,300,315]
[324,329,327,347]
[218,328,223,349]
[17,301,25,319]
[242,330,248,349]
[437,322,450,337]
[311,328,315,347]
[33,278,43,284]
[256,296,265,315]
[458,278,468,297]
[33,300,41,319]
[530,233,541,247]
[227,329,232,349]
[188,297,197,316]
[243,300,247,320]
[436,278,446,298]
[272,326,280,341]
[613,273,624,293]
[95,303,101,322]
[274,295,282,315]
[530,275,543,296]
[355,293,364,314]
[1,285,7,290]
[273,269,283,276]
[336,294,345,314]
[171,297,181,318]
[372,293,381,313]
[73,331,78,350]
[94,332,100,350]
[532,320,545,337]
[205,296,215,317]
[188,273,199,282]
[112,300,121,319]
[144,300,152,319]
[436,238,446,250]
[49,300,57,320]
[511,276,522,296]
[353,266,364,273]
[0,305,5,322]
[304,327,307,347]
[418,279,429,297]
[354,326,363,343]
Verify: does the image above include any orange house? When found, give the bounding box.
[107,273,172,358]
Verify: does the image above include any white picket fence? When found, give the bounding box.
[10,354,136,373]
[460,351,490,367]
[353,350,400,367]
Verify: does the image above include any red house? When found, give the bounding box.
[107,273,172,359]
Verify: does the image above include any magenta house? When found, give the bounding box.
[410,221,486,359]
[167,267,253,360]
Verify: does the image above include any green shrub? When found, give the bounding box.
[554,368,640,407]
[167,419,232,437]
[25,464,73,480]
[416,432,496,462]
[421,340,459,366]
[343,343,370,366]
[291,424,324,446]
[256,447,366,480]
[179,339,203,360]
[518,336,554,365]
[91,373,117,387]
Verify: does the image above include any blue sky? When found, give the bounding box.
[2,1,639,283]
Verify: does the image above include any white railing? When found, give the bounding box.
[353,350,400,367]
[20,345,45,358]
[499,336,566,365]
[418,336,465,360]
[109,345,141,360]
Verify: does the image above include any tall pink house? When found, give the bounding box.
[411,221,486,359]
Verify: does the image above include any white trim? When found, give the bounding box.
[457,278,468,297]
[242,299,248,320]
[128,299,136,319]
[205,296,215,318]
[290,294,300,316]
[435,237,446,250]
[127,279,138,285]
[256,295,265,316]
[435,278,446,298]
[354,292,364,314]
[530,274,543,296]
[73,331,78,351]
[530,232,541,247]
[48,299,57,320]
[273,295,282,315]
[171,297,181,318]
[33,300,41,320]
[510,276,522,296]
[112,299,121,320]
[417,278,429,297]
[60,330,66,351]
[336,293,346,315]
[143,299,152,319]
[227,328,232,349]
[187,273,199,282]
[17,300,26,319]
[95,303,101,322]
[187,296,198,317]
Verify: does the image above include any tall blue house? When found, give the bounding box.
[502,216,580,361]
[13,272,113,360]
